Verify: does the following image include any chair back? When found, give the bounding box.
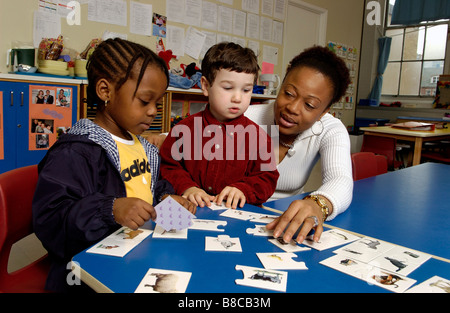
[361,135,398,169]
[0,165,50,292]
[351,152,388,181]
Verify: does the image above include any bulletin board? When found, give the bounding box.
[29,85,73,150]
[327,41,358,112]
[33,0,287,77]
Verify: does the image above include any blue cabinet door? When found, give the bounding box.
[0,80,79,173]
[0,81,22,173]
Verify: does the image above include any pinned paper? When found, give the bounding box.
[154,196,195,231]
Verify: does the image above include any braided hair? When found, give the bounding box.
[86,38,169,107]
[285,46,350,107]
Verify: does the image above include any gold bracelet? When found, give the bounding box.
[303,195,330,222]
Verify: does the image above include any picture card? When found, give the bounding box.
[189,218,227,232]
[257,252,308,270]
[219,208,278,222]
[135,268,192,293]
[246,225,273,236]
[302,229,361,251]
[333,236,396,263]
[368,246,431,276]
[250,213,278,224]
[208,201,230,211]
[220,208,259,221]
[205,235,242,252]
[152,224,188,239]
[320,254,416,293]
[235,265,287,292]
[405,276,450,293]
[154,196,195,231]
[268,237,311,253]
[86,227,152,257]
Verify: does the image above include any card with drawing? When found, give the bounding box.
[302,229,361,251]
[208,201,230,211]
[268,237,311,253]
[152,224,188,239]
[205,235,242,252]
[86,227,152,257]
[219,208,278,223]
[135,268,192,293]
[333,236,396,263]
[220,208,258,220]
[405,275,450,293]
[368,246,431,276]
[235,265,287,292]
[246,225,273,236]
[256,252,308,270]
[189,218,227,232]
[249,213,278,224]
[320,254,416,293]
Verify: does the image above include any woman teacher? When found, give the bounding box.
[245,46,353,244]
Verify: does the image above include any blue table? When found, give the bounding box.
[264,162,450,262]
[73,163,450,293]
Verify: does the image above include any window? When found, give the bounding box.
[382,0,448,97]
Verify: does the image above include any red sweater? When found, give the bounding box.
[160,107,279,205]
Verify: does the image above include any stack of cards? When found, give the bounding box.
[320,236,432,293]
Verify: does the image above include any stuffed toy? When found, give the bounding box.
[158,50,176,69]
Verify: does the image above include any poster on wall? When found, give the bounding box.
[29,85,73,151]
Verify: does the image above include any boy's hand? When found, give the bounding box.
[112,197,156,230]
[182,187,215,208]
[215,186,246,209]
[164,194,197,215]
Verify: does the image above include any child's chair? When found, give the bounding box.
[351,152,388,181]
[0,165,51,293]
[361,135,404,170]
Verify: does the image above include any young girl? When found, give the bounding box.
[32,38,195,292]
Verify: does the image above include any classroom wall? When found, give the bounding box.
[0,0,285,77]
[0,0,365,127]
[302,0,365,127]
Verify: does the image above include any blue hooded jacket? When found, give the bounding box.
[32,119,173,292]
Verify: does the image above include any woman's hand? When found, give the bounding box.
[266,197,331,243]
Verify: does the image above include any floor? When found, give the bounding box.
[8,164,323,274]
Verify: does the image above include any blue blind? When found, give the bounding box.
[391,0,450,25]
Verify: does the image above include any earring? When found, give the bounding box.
[104,99,109,108]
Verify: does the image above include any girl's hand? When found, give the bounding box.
[112,197,156,230]
[166,194,197,215]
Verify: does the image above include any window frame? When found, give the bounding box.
[382,2,449,99]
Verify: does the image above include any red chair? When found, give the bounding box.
[0,165,51,293]
[351,152,388,181]
[361,135,404,170]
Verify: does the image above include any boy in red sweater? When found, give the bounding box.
[160,42,279,209]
